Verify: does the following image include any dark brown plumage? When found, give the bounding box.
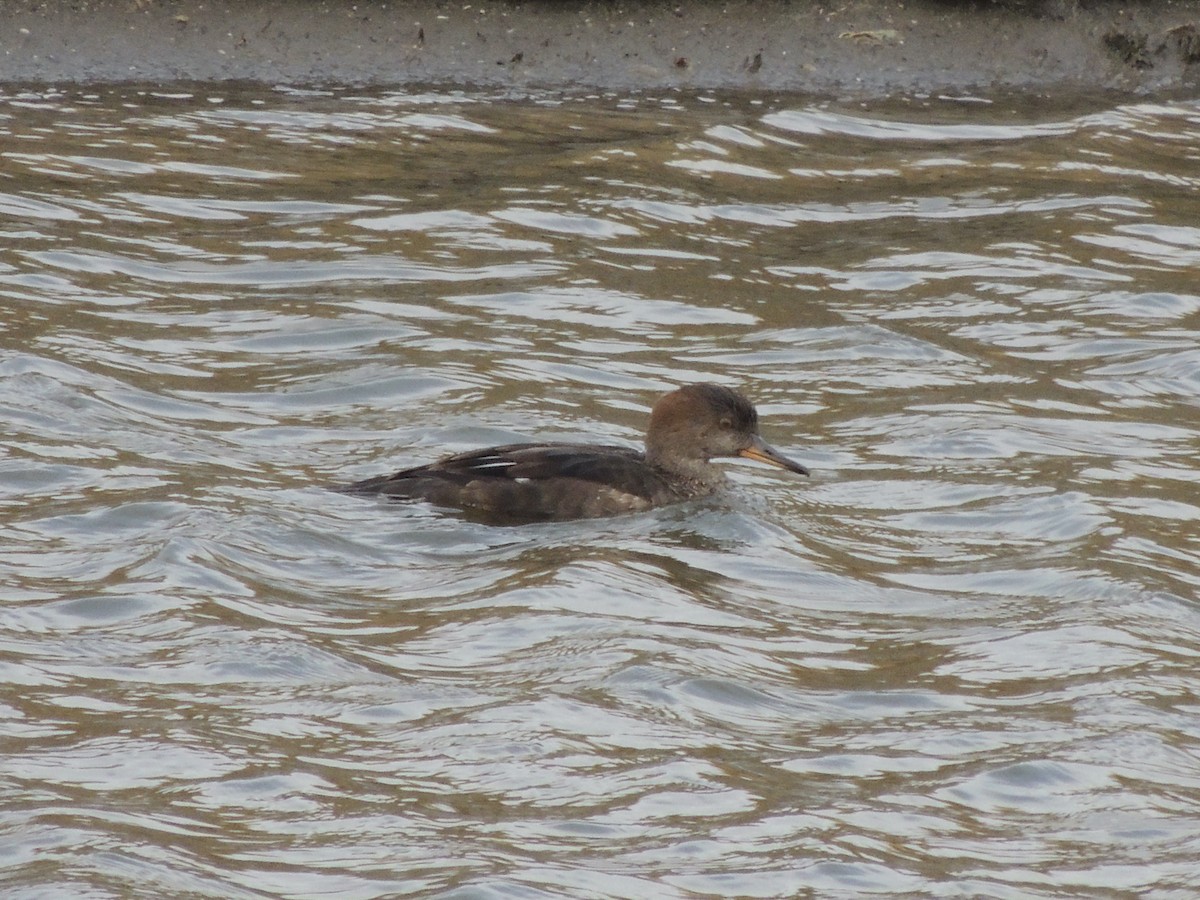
[337,383,809,523]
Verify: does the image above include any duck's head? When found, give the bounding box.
[645,383,809,476]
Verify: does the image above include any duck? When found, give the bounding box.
[337,383,809,523]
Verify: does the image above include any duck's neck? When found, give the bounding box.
[645,446,728,495]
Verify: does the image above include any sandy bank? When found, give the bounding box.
[3,0,1200,95]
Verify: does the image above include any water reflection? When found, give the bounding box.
[2,85,1200,897]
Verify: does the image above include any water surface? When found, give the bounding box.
[2,85,1199,898]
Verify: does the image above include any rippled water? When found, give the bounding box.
[3,84,1200,897]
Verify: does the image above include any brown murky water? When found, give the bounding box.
[2,84,1199,898]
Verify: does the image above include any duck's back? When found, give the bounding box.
[339,442,686,522]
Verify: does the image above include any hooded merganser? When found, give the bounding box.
[338,383,809,523]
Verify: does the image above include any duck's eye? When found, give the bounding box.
[719,417,733,430]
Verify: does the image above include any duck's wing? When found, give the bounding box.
[338,442,674,522]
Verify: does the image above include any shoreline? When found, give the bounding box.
[3,1,1200,96]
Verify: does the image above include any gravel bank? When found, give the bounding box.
[3,0,1200,95]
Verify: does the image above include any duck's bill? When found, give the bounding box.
[738,436,810,476]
